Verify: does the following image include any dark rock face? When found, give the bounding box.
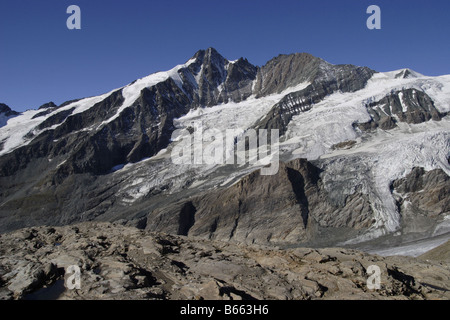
[387,167,450,239]
[254,57,375,134]
[253,53,322,97]
[177,202,196,236]
[146,158,375,245]
[182,48,230,107]
[392,167,450,219]
[355,89,446,131]
[0,103,18,115]
[38,102,57,110]
[188,159,320,244]
[395,69,416,79]
[180,48,257,107]
[221,57,258,102]
[0,103,19,127]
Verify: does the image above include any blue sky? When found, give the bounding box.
[1,0,449,112]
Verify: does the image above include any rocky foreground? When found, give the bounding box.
[0,222,448,300]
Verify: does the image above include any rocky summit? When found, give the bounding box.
[0,222,449,300]
[0,48,449,300]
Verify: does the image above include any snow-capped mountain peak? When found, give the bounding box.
[0,48,448,252]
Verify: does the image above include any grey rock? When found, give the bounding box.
[253,53,322,97]
[391,167,449,236]
[38,102,58,110]
[1,222,448,300]
[146,158,375,246]
[0,103,20,129]
[355,88,446,131]
[254,57,375,134]
[0,103,19,117]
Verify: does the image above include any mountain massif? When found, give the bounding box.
[0,48,449,254]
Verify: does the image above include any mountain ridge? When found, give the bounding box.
[0,48,449,254]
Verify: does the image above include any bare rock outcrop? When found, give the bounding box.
[1,222,448,300]
[146,158,375,246]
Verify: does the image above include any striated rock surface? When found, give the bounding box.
[355,88,447,131]
[390,167,450,238]
[254,55,375,134]
[0,222,448,300]
[146,158,375,246]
